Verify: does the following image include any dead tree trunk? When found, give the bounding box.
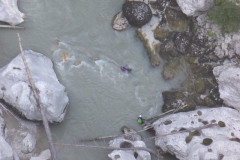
[17,33,58,160]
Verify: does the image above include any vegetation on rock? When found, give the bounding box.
[207,0,240,35]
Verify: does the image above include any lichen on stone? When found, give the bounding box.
[218,121,226,127]
[163,119,172,125]
[197,110,202,116]
[202,138,213,146]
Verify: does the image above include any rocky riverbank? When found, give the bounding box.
[111,0,240,159]
[0,50,69,160]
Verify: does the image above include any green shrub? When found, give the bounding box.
[207,0,240,35]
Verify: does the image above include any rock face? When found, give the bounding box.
[30,149,51,160]
[0,102,49,160]
[176,0,214,17]
[0,0,25,25]
[0,115,14,160]
[0,136,13,160]
[0,50,69,123]
[213,61,240,111]
[152,107,240,160]
[122,1,152,27]
[108,126,151,160]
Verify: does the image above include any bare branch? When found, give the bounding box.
[17,33,58,160]
[0,25,24,29]
[0,102,21,121]
[55,142,162,160]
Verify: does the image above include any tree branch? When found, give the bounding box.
[0,25,24,29]
[55,142,162,160]
[17,33,58,160]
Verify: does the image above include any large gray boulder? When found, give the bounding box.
[176,0,214,17]
[122,1,152,27]
[0,0,25,25]
[152,107,240,160]
[213,61,240,110]
[0,50,69,123]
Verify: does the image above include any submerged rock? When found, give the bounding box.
[108,126,151,160]
[137,16,161,66]
[152,107,240,160]
[0,50,69,123]
[122,1,152,27]
[213,61,240,111]
[176,0,214,17]
[0,0,25,25]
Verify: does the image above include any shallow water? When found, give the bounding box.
[0,0,184,159]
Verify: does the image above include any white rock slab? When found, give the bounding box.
[0,50,69,123]
[213,61,240,110]
[152,107,240,160]
[0,0,25,25]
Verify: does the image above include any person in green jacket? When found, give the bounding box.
[137,115,145,124]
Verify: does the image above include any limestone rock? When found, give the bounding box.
[122,1,152,27]
[108,126,151,160]
[0,50,69,123]
[0,115,13,160]
[176,0,214,17]
[0,116,4,136]
[152,107,240,160]
[30,149,51,160]
[173,32,191,54]
[213,61,240,110]
[0,0,25,25]
[21,133,36,154]
[1,102,48,160]
[112,12,129,31]
[0,136,14,160]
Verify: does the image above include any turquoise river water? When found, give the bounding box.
[0,0,185,159]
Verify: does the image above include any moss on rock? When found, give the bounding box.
[162,59,180,80]
[154,24,171,41]
[202,138,213,146]
[218,121,226,127]
[194,79,206,94]
[165,8,189,32]
[163,119,172,125]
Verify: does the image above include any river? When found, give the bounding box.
[0,0,185,159]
